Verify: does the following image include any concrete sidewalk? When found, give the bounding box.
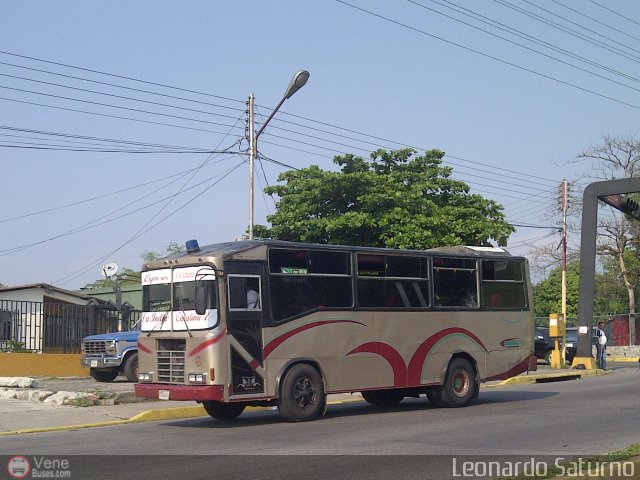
[0,367,614,436]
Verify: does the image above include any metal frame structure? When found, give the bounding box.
[576,178,640,366]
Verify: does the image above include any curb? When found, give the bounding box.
[484,368,610,387]
[609,357,640,363]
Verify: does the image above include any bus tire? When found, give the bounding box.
[426,389,443,407]
[90,368,119,383]
[439,358,476,408]
[203,401,245,421]
[123,352,139,382]
[362,389,404,406]
[278,364,326,422]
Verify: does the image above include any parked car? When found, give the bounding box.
[565,327,578,364]
[536,326,596,365]
[81,321,140,382]
[535,327,553,364]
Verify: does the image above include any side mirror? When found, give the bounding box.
[195,284,207,315]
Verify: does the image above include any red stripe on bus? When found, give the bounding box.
[407,327,488,386]
[188,329,227,357]
[346,342,408,387]
[263,320,365,359]
[138,343,152,354]
[485,356,533,381]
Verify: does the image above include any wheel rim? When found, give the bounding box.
[452,369,470,397]
[293,377,316,409]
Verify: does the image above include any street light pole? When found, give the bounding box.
[248,70,310,240]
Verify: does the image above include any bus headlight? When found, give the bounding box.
[139,372,153,382]
[188,373,206,384]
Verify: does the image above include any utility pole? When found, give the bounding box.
[245,71,309,241]
[561,179,568,324]
[560,179,568,365]
[248,94,256,240]
[552,179,569,368]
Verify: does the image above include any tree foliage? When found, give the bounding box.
[255,149,514,249]
[532,262,580,320]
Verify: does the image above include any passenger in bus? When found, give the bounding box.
[246,279,260,309]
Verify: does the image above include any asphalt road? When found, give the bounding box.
[2,366,639,479]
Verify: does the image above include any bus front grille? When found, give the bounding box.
[157,351,185,383]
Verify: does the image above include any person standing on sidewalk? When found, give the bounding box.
[595,321,607,369]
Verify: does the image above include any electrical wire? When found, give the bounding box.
[334,0,640,112]
[588,0,640,29]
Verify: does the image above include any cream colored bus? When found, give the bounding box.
[135,239,536,422]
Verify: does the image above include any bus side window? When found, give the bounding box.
[228,276,261,311]
[433,257,478,308]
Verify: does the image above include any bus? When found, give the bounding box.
[135,239,536,422]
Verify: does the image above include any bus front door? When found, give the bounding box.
[225,262,266,396]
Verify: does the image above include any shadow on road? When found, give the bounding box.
[162,390,557,429]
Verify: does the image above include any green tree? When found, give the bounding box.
[255,149,514,249]
[532,262,580,321]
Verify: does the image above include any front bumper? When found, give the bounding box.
[135,383,225,401]
[82,355,122,369]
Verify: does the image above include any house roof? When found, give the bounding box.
[0,283,108,303]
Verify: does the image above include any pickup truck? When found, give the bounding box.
[81,322,140,382]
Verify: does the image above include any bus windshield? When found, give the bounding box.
[140,266,217,331]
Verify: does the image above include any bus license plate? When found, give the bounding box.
[159,390,170,400]
[90,360,98,368]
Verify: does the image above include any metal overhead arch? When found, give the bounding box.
[575,177,640,368]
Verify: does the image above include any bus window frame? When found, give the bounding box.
[432,256,480,310]
[355,252,431,310]
[479,259,529,311]
[227,274,263,312]
[267,247,355,324]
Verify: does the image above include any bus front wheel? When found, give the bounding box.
[439,357,476,408]
[278,364,326,422]
[202,401,245,421]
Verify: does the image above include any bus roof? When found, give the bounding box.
[143,239,524,271]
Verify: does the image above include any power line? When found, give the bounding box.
[0,72,244,122]
[551,0,640,44]
[493,0,640,63]
[429,0,640,86]
[0,84,244,131]
[334,0,640,113]
[0,155,236,224]
[588,0,640,29]
[0,50,245,106]
[1,49,560,188]
[52,115,246,286]
[0,96,244,137]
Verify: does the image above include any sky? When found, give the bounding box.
[1,0,639,289]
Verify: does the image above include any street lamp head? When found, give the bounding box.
[284,70,310,99]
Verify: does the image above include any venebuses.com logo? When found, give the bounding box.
[6,456,71,479]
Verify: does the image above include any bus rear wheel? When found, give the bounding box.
[361,389,404,406]
[202,401,246,421]
[278,364,326,422]
[439,358,476,408]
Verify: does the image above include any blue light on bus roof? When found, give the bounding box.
[185,239,200,254]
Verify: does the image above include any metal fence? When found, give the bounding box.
[0,300,141,354]
[535,313,640,346]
